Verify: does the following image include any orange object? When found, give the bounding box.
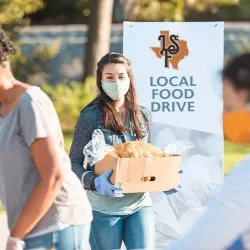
[106,151,119,158]
[112,141,167,158]
[223,110,250,144]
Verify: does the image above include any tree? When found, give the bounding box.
[134,0,240,22]
[187,0,250,21]
[83,0,114,82]
[0,0,44,25]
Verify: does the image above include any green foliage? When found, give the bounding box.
[186,0,239,13]
[0,0,44,25]
[41,78,97,132]
[28,0,90,25]
[0,0,50,83]
[136,0,185,21]
[135,0,240,21]
[2,0,247,25]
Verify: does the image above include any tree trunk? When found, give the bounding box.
[83,0,114,82]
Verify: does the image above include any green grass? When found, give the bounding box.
[224,140,250,175]
[0,202,4,213]
[64,131,73,153]
[0,135,249,213]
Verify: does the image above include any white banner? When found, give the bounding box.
[123,22,224,249]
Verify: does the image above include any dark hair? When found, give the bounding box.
[95,52,146,138]
[222,53,250,91]
[0,29,17,67]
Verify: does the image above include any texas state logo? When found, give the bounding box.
[151,30,189,70]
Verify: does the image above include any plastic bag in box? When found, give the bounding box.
[83,129,194,166]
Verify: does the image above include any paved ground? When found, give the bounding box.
[0,213,8,250]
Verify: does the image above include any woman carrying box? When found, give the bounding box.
[0,28,92,250]
[70,52,156,250]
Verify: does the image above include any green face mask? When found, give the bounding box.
[101,79,130,101]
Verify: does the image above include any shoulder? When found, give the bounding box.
[80,99,101,122]
[17,87,59,145]
[139,105,152,123]
[21,86,48,101]
[19,86,54,115]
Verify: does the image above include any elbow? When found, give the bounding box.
[53,172,64,189]
[42,170,64,191]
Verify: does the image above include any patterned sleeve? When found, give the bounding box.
[69,109,95,190]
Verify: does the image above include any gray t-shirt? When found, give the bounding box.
[0,86,92,239]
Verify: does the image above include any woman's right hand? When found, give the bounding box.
[94,169,124,198]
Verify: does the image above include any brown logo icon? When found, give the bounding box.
[151,31,189,70]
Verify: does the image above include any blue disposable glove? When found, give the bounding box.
[94,169,124,198]
[226,236,245,250]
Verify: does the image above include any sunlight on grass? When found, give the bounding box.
[224,140,250,175]
[64,132,73,153]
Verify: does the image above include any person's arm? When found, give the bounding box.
[140,106,152,143]
[167,157,250,250]
[9,94,65,239]
[69,110,96,190]
[10,137,63,239]
[147,109,152,143]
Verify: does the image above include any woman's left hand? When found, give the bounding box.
[6,237,25,250]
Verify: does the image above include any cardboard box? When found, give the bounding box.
[95,155,181,193]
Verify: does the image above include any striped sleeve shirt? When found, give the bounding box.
[166,155,250,250]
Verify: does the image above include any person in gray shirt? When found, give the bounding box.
[0,28,92,250]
